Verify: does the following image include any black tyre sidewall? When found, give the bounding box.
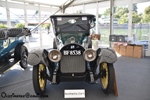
[14,44,22,60]
[33,64,47,95]
[19,46,28,69]
[100,63,114,94]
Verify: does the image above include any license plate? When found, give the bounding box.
[63,50,81,56]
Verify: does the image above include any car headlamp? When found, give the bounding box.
[83,49,96,62]
[48,50,61,62]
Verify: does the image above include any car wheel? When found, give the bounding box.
[15,44,28,69]
[33,63,47,95]
[99,62,114,94]
[19,46,28,69]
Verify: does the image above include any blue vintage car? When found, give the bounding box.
[0,28,29,74]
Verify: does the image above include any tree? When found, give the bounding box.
[118,13,128,24]
[142,6,150,23]
[133,4,138,13]
[103,7,128,18]
[132,11,142,23]
[103,8,110,16]
[118,12,142,24]
[103,7,129,23]
[15,23,25,28]
[102,6,142,24]
[114,7,128,19]
[42,23,51,34]
[0,23,7,29]
[98,14,102,18]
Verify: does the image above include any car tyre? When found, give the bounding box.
[33,63,47,95]
[99,62,114,94]
[15,44,28,69]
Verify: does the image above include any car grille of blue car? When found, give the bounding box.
[60,55,86,73]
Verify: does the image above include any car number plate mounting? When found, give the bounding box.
[63,50,81,56]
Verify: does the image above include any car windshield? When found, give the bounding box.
[52,16,90,33]
[57,32,87,45]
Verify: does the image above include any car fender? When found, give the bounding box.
[97,48,117,64]
[27,49,47,66]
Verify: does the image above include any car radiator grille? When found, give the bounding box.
[60,55,85,73]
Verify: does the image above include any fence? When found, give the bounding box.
[97,23,150,47]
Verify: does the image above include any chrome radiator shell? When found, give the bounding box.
[60,55,85,73]
[60,43,86,73]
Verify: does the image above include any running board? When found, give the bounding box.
[0,60,19,74]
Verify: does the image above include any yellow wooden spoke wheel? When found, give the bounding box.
[38,64,46,90]
[99,62,114,94]
[100,63,108,89]
[33,63,47,95]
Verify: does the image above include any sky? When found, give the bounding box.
[137,2,150,14]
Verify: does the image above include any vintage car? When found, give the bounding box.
[27,14,117,95]
[0,28,28,74]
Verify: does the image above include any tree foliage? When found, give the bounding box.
[103,8,110,16]
[98,14,102,18]
[118,13,128,24]
[142,6,150,23]
[114,7,128,18]
[132,11,142,23]
[133,4,138,13]
[118,12,142,24]
[103,6,142,24]
[42,23,51,33]
[0,23,7,29]
[14,23,25,28]
[42,23,50,30]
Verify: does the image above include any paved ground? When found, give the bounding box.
[0,56,150,100]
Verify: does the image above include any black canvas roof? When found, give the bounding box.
[50,13,95,18]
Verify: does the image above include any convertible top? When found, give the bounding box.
[50,13,95,18]
[50,13,96,35]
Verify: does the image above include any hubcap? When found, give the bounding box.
[100,63,108,89]
[21,51,27,66]
[38,64,45,90]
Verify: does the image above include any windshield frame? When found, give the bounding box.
[50,14,95,36]
[56,32,87,45]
